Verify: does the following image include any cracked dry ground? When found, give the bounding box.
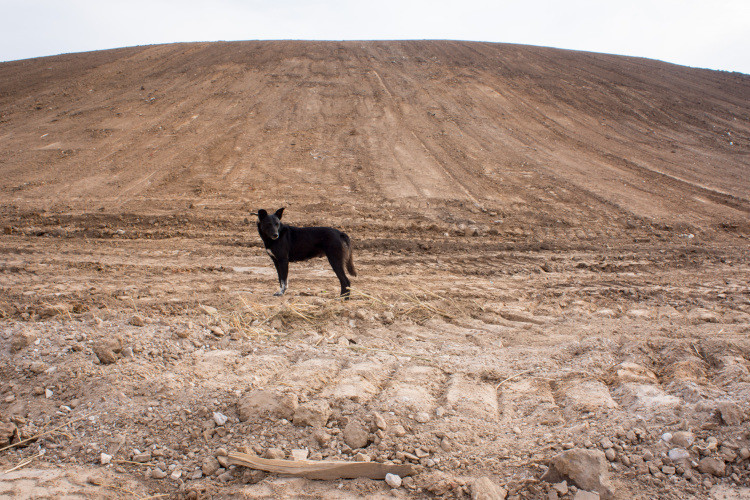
[0,205,749,499]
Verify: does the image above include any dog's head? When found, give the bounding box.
[257,208,284,240]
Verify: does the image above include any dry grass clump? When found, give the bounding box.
[225,284,464,338]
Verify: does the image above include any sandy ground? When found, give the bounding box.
[1,41,749,499]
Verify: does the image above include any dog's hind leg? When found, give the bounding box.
[272,259,289,296]
[326,254,351,298]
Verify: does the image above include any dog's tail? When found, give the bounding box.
[341,233,357,277]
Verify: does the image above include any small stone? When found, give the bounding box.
[354,452,370,462]
[415,412,431,423]
[553,481,568,495]
[541,448,614,500]
[661,432,673,443]
[45,388,53,398]
[716,402,744,426]
[199,304,218,316]
[218,471,233,482]
[170,470,182,480]
[129,315,146,327]
[121,347,133,357]
[392,424,407,437]
[209,326,225,337]
[604,449,616,462]
[471,476,507,499]
[670,431,694,448]
[661,465,676,475]
[213,412,228,426]
[668,448,691,461]
[373,413,387,430]
[698,457,725,477]
[217,455,229,468]
[293,400,331,427]
[415,448,429,458]
[739,448,750,460]
[385,473,402,488]
[29,361,49,374]
[92,343,118,365]
[291,449,309,461]
[642,449,654,461]
[100,453,113,465]
[312,428,331,446]
[132,452,152,463]
[620,455,631,467]
[11,331,36,351]
[264,448,285,460]
[440,437,452,452]
[600,438,613,449]
[151,468,167,479]
[201,457,220,476]
[573,491,600,500]
[343,420,370,449]
[562,442,575,450]
[32,386,45,396]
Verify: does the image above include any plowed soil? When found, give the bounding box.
[1,41,749,499]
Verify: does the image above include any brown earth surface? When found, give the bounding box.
[0,40,749,499]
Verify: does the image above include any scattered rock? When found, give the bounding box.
[373,412,387,430]
[698,457,725,477]
[573,491,600,500]
[11,331,37,351]
[670,431,695,448]
[151,468,167,479]
[213,412,228,426]
[343,420,370,449]
[542,448,615,500]
[264,448,285,460]
[471,476,507,500]
[293,400,331,427]
[201,456,220,476]
[668,448,691,461]
[553,481,569,495]
[291,449,308,461]
[100,453,113,465]
[129,314,146,327]
[199,304,218,316]
[716,401,745,426]
[29,361,48,374]
[238,390,298,422]
[132,452,152,463]
[415,411,431,423]
[391,424,407,437]
[312,428,331,447]
[0,422,17,447]
[385,473,402,489]
[92,341,118,365]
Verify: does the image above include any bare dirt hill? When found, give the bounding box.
[0,41,749,499]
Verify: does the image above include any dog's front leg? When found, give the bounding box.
[272,258,289,296]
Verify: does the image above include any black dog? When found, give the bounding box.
[256,208,356,297]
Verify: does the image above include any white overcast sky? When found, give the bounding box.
[1,0,749,74]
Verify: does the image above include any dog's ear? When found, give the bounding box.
[257,209,267,220]
[274,207,285,220]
